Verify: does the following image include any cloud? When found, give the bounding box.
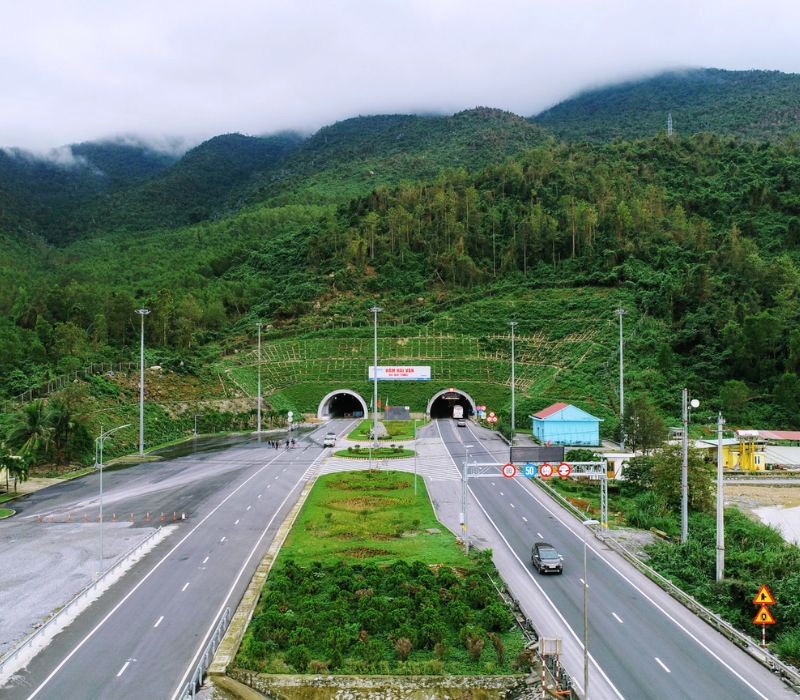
[2,0,800,150]
[2,146,90,169]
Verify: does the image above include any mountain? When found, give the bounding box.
[534,68,800,142]
[249,108,548,206]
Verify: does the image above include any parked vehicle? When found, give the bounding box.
[531,541,563,574]
[323,432,336,447]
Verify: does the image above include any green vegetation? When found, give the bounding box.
[544,472,800,664]
[0,508,15,519]
[237,471,526,675]
[277,470,464,566]
[535,68,800,142]
[347,420,417,441]
[333,447,415,459]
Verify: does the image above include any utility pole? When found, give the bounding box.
[614,308,626,449]
[256,322,263,435]
[462,445,473,554]
[509,321,517,445]
[681,388,688,544]
[135,308,150,456]
[716,411,726,582]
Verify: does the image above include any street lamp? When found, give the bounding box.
[135,308,150,456]
[681,390,700,544]
[462,444,474,554]
[509,321,518,445]
[96,424,130,576]
[370,306,382,457]
[413,418,419,496]
[256,322,263,436]
[583,518,600,699]
[614,308,626,449]
[716,411,726,582]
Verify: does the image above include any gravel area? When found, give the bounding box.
[0,518,157,657]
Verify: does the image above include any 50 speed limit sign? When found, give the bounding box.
[502,463,517,478]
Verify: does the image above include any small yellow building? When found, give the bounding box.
[695,431,767,471]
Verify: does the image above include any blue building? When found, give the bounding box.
[530,402,602,446]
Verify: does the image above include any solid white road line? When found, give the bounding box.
[511,477,771,700]
[116,662,129,677]
[153,616,163,628]
[181,582,190,592]
[655,657,671,673]
[170,445,334,700]
[612,612,624,624]
[202,556,209,564]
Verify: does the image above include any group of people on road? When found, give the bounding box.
[265,439,296,449]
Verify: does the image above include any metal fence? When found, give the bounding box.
[10,362,136,405]
[180,607,231,699]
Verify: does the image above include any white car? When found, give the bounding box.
[323,432,336,447]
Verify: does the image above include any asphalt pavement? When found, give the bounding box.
[434,418,797,700]
[2,420,356,700]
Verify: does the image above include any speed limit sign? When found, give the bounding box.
[539,463,554,479]
[557,462,572,479]
[502,463,517,478]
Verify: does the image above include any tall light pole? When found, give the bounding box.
[681,390,700,544]
[462,444,473,554]
[135,308,150,456]
[614,308,626,449]
[256,322,263,435]
[716,411,726,582]
[370,306,382,454]
[96,424,130,576]
[583,518,600,699]
[509,321,518,445]
[413,418,419,496]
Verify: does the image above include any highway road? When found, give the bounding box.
[3,419,356,700]
[436,419,797,700]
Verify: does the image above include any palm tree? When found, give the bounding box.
[0,448,28,493]
[7,400,53,464]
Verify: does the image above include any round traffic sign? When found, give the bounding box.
[539,463,554,478]
[557,462,572,479]
[489,411,496,417]
[487,416,497,423]
[502,463,517,478]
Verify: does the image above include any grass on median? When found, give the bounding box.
[237,470,528,676]
[277,470,467,567]
[347,420,418,442]
[333,447,415,459]
[0,508,15,519]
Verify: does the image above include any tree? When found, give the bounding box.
[651,444,715,512]
[0,447,28,493]
[6,400,53,464]
[623,396,667,454]
[720,380,749,421]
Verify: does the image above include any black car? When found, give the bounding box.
[531,541,563,574]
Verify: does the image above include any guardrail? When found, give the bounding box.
[181,607,231,699]
[0,526,164,684]
[531,477,800,692]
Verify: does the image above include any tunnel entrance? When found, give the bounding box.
[317,389,368,419]
[427,388,476,419]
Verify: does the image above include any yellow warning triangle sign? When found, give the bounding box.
[753,584,775,606]
[753,605,776,625]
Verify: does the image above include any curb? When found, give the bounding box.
[207,467,320,678]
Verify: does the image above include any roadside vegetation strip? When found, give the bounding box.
[346,419,419,442]
[333,447,415,459]
[0,508,15,519]
[543,475,800,668]
[235,470,527,677]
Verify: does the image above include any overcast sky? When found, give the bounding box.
[3,0,800,152]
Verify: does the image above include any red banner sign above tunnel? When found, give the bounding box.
[368,366,431,381]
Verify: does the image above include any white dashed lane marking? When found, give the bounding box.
[612,612,624,624]
[202,556,209,564]
[522,516,528,522]
[153,616,163,628]
[655,657,671,673]
[181,582,190,592]
[234,519,240,525]
[116,662,130,677]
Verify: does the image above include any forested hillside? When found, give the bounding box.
[534,69,800,142]
[4,85,800,450]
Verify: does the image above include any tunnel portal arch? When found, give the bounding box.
[317,389,369,420]
[427,388,477,419]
